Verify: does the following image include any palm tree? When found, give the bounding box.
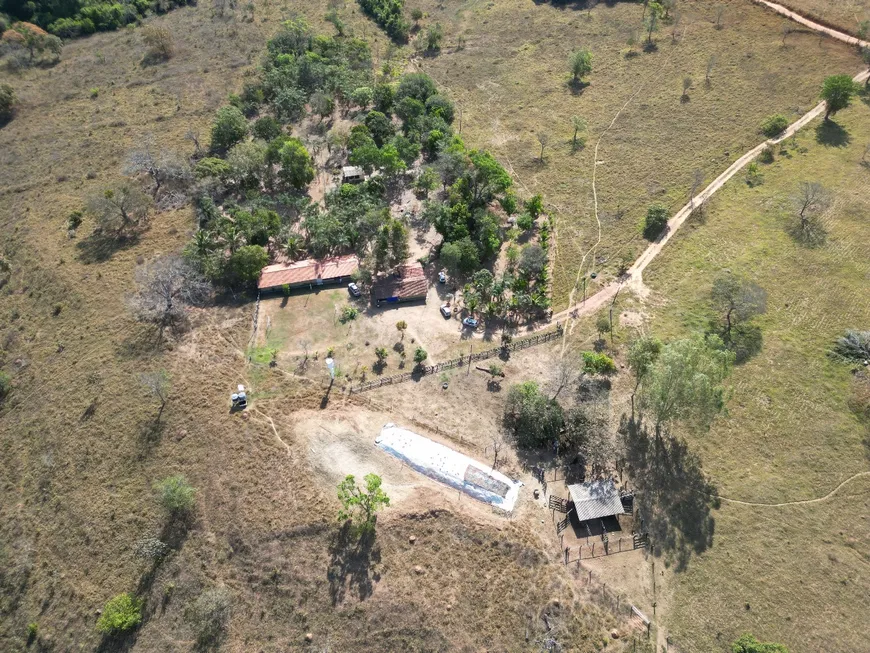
[219,224,245,254]
[281,234,303,261]
[191,230,214,257]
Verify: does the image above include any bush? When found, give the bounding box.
[643,204,669,240]
[141,24,173,60]
[97,593,143,635]
[758,145,775,164]
[413,346,428,365]
[731,633,789,653]
[194,157,231,180]
[339,306,359,323]
[582,351,616,375]
[66,210,84,233]
[760,114,789,137]
[525,194,544,219]
[0,84,15,125]
[831,330,870,363]
[154,474,197,515]
[186,589,231,646]
[745,161,763,187]
[516,212,534,231]
[499,191,517,216]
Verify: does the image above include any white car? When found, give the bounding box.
[438,271,447,284]
[348,282,361,297]
[439,304,451,319]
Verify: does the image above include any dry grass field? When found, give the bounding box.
[407,0,861,308]
[638,101,870,652]
[0,3,628,651]
[773,0,870,34]
[1,0,868,651]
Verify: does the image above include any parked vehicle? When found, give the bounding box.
[348,282,361,297]
[440,304,451,319]
[438,271,447,284]
[462,317,479,328]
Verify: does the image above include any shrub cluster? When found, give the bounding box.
[760,114,789,138]
[357,0,409,42]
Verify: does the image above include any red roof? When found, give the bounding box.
[258,255,359,289]
[374,262,428,300]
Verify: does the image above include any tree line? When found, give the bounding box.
[1,0,193,38]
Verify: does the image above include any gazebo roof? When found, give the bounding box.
[566,478,625,522]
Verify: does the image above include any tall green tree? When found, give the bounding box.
[440,237,479,278]
[569,49,593,83]
[278,138,315,190]
[228,245,269,285]
[503,381,564,449]
[627,335,662,398]
[639,333,734,433]
[820,74,857,120]
[337,473,390,533]
[210,106,248,153]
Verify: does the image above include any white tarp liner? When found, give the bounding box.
[376,423,522,511]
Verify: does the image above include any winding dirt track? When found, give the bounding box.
[544,1,870,329]
[709,471,870,507]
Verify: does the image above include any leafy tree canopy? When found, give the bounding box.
[337,473,390,532]
[503,381,565,449]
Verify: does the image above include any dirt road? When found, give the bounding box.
[544,1,869,331]
[752,0,870,47]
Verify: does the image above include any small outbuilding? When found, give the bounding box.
[373,262,428,306]
[342,166,366,184]
[258,255,359,292]
[566,478,625,523]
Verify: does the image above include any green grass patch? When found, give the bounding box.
[643,103,870,653]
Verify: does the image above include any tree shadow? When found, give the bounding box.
[708,322,763,365]
[115,327,161,360]
[140,53,171,68]
[76,231,140,264]
[618,415,718,572]
[726,323,763,364]
[567,79,590,96]
[138,418,167,456]
[327,522,381,605]
[96,631,139,653]
[815,120,851,148]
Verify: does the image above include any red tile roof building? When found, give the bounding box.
[258,255,359,291]
[373,262,428,304]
